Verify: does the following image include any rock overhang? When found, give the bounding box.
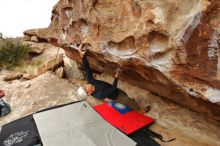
[24,0,220,121]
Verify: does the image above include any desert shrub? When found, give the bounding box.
[0,39,30,69]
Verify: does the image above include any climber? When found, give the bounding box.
[0,89,11,117]
[77,47,150,112]
[78,50,120,100]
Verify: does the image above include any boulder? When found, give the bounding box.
[29,46,45,54]
[23,35,31,41]
[23,28,49,42]
[22,74,37,80]
[37,54,64,75]
[63,56,84,80]
[24,0,220,121]
[3,73,23,81]
[31,36,38,42]
[0,72,78,126]
[55,67,65,78]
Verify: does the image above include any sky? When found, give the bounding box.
[0,0,59,37]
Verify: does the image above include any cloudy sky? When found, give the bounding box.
[0,0,59,37]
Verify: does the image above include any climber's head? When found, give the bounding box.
[77,84,95,98]
[84,84,95,95]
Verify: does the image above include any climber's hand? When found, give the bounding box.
[115,68,120,78]
[79,50,86,57]
[79,44,86,57]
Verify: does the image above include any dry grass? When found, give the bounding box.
[0,38,30,69]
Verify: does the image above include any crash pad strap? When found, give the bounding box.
[144,129,176,142]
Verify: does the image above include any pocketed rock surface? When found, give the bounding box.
[24,0,220,121]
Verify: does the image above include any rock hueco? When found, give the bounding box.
[24,0,220,121]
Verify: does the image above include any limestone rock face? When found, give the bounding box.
[30,36,39,42]
[37,54,64,75]
[0,72,79,126]
[24,0,220,121]
[24,28,49,42]
[29,46,45,54]
[3,73,23,81]
[55,66,66,78]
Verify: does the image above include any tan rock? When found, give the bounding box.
[31,36,38,42]
[24,0,220,121]
[0,72,79,126]
[1,71,220,146]
[23,28,49,42]
[23,74,37,80]
[29,46,45,54]
[3,73,23,81]
[23,35,31,41]
[63,56,84,80]
[25,83,31,88]
[55,67,65,78]
[37,54,64,75]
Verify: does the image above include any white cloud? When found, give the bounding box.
[0,0,59,37]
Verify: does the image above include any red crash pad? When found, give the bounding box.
[94,102,154,134]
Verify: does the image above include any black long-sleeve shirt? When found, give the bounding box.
[82,56,119,99]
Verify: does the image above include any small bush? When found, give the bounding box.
[0,39,31,69]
